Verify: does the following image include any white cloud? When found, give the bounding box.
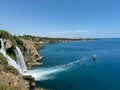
[44,29,93,38]
[64,30,70,33]
[76,30,90,33]
[50,30,70,35]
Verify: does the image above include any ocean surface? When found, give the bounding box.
[33,39,120,90]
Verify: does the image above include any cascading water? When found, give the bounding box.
[0,38,71,80]
[0,38,23,74]
[6,55,22,73]
[14,46,27,72]
[0,38,6,56]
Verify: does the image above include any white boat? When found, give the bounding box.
[92,54,96,60]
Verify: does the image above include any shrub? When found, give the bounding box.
[6,48,17,61]
[13,35,23,45]
[0,30,16,48]
[23,75,35,82]
[3,65,19,75]
[0,30,11,39]
[0,53,8,65]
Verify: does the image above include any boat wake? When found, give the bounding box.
[24,57,89,81]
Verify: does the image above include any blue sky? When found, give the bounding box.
[0,0,120,38]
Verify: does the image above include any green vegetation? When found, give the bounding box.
[20,35,33,40]
[0,53,19,75]
[0,30,17,60]
[23,75,34,82]
[16,35,99,44]
[0,53,8,65]
[23,75,35,88]
[7,52,17,61]
[3,65,19,75]
[0,53,8,74]
[16,35,43,41]
[0,83,16,90]
[6,48,17,61]
[41,37,96,43]
[0,53,18,75]
[0,30,16,48]
[13,35,23,46]
[0,30,12,39]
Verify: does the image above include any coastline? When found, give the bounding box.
[16,35,99,68]
[32,38,100,90]
[0,30,100,90]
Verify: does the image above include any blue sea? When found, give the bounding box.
[34,39,120,90]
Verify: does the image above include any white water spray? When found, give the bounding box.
[0,39,6,56]
[6,55,22,73]
[23,58,86,81]
[14,46,27,72]
[0,38,84,81]
[24,65,68,81]
[0,38,24,74]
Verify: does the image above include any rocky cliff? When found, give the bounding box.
[0,30,41,90]
[14,35,44,68]
[20,38,43,67]
[0,53,35,90]
[0,30,44,68]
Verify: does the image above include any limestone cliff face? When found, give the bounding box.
[0,69,35,90]
[0,30,42,90]
[17,38,43,67]
[21,39,42,60]
[0,71,28,90]
[3,35,44,67]
[4,39,13,49]
[0,30,43,68]
[0,53,35,90]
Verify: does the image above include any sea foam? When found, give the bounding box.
[24,57,88,81]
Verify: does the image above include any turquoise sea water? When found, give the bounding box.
[35,39,120,90]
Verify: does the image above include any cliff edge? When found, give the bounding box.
[0,30,38,90]
[14,35,44,68]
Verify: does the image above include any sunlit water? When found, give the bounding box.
[30,39,120,90]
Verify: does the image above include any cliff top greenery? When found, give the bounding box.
[0,30,12,39]
[0,30,16,47]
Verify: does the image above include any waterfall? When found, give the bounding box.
[0,38,26,74]
[0,38,6,56]
[6,55,22,73]
[14,46,27,72]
